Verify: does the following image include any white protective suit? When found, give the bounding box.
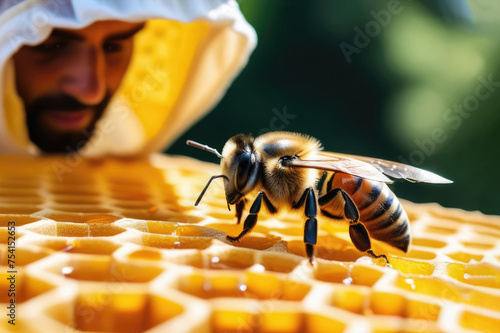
[0,0,256,156]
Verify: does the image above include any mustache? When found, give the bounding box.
[27,93,111,113]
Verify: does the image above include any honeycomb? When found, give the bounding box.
[1,154,499,333]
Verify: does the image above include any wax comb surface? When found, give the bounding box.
[0,155,499,332]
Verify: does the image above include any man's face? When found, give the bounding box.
[13,20,144,153]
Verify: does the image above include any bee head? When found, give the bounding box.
[186,135,261,207]
[221,134,261,205]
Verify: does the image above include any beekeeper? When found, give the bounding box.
[0,0,256,156]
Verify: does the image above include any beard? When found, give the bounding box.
[24,93,111,154]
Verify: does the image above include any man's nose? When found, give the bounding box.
[60,47,106,105]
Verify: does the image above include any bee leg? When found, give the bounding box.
[304,218,317,264]
[235,199,246,224]
[347,211,389,264]
[367,250,388,263]
[350,223,388,264]
[227,191,264,242]
[262,193,277,214]
[301,188,318,264]
[320,188,389,264]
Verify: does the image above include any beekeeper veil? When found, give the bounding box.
[0,0,256,156]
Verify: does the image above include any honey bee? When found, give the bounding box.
[187,131,452,263]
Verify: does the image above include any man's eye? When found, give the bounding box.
[33,41,66,52]
[103,42,123,53]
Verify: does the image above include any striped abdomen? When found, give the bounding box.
[318,171,410,252]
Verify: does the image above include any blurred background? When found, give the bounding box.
[167,0,500,215]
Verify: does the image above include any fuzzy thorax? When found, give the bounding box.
[253,132,322,207]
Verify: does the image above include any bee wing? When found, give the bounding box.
[318,151,453,184]
[288,156,394,183]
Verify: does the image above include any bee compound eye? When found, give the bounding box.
[235,153,251,191]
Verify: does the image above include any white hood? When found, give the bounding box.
[0,0,256,156]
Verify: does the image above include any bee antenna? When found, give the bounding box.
[195,175,230,211]
[186,140,223,159]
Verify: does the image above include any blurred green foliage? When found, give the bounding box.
[167,0,500,215]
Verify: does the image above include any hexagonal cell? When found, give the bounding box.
[0,203,41,214]
[109,189,152,201]
[0,214,42,227]
[0,187,40,197]
[0,169,40,181]
[447,251,484,263]
[475,228,500,239]
[0,195,44,205]
[462,218,500,231]
[203,248,255,271]
[22,238,73,252]
[205,221,275,238]
[179,223,220,236]
[211,306,258,333]
[46,203,112,214]
[370,317,441,333]
[47,184,101,196]
[106,176,148,186]
[389,257,435,275]
[314,262,385,287]
[144,221,178,235]
[304,314,347,333]
[50,194,103,205]
[331,286,367,314]
[25,221,126,237]
[0,177,40,189]
[127,248,164,261]
[42,255,164,283]
[65,239,122,255]
[39,213,121,224]
[423,225,457,235]
[211,302,305,333]
[313,261,350,284]
[145,221,212,235]
[111,200,156,210]
[124,246,206,269]
[452,263,500,289]
[396,276,452,297]
[0,270,56,303]
[350,265,385,287]
[178,271,311,301]
[26,238,121,256]
[84,223,127,237]
[258,251,302,273]
[461,240,495,250]
[370,292,441,320]
[178,273,245,299]
[258,304,305,333]
[404,249,436,260]
[460,310,500,333]
[45,289,185,333]
[411,238,447,249]
[0,245,52,266]
[133,233,213,250]
[118,209,204,223]
[0,228,25,244]
[396,273,500,312]
[466,291,500,312]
